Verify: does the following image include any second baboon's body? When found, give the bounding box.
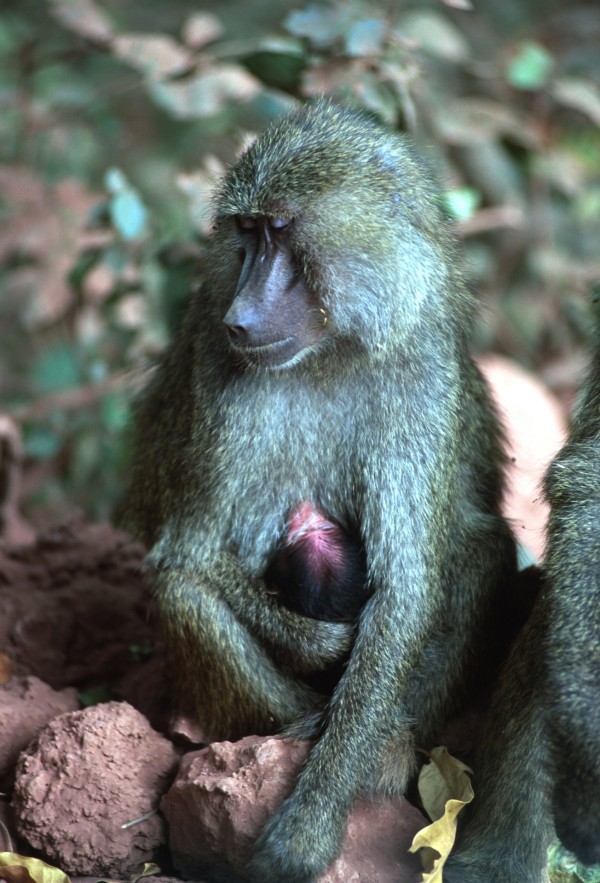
[120,101,518,882]
[446,308,600,883]
[545,338,600,865]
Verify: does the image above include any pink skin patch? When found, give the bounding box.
[286,502,344,581]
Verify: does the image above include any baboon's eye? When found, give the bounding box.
[269,216,292,230]
[236,215,257,231]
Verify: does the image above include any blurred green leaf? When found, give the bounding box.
[100,392,130,432]
[284,5,343,49]
[33,345,80,393]
[105,167,128,194]
[113,33,191,80]
[23,425,61,460]
[444,188,482,221]
[110,189,148,240]
[244,43,305,92]
[355,80,398,125]
[434,98,537,148]
[345,19,385,57]
[575,188,600,223]
[103,244,130,274]
[0,15,36,56]
[506,41,554,90]
[104,170,149,241]
[182,11,224,49]
[49,0,114,44]
[553,77,600,127]
[399,10,470,63]
[151,65,260,119]
[69,249,99,291]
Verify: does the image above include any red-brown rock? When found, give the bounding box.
[0,675,78,780]
[13,701,178,877]
[162,735,424,882]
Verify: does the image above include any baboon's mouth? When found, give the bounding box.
[231,336,303,369]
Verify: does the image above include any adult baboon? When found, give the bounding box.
[545,324,600,865]
[120,99,518,882]
[447,305,600,882]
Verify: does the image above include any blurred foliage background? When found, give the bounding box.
[1,0,600,528]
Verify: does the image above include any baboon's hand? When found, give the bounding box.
[554,777,600,867]
[246,792,346,883]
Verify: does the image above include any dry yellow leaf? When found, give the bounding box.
[409,747,474,883]
[130,863,160,883]
[419,746,473,821]
[0,854,70,883]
